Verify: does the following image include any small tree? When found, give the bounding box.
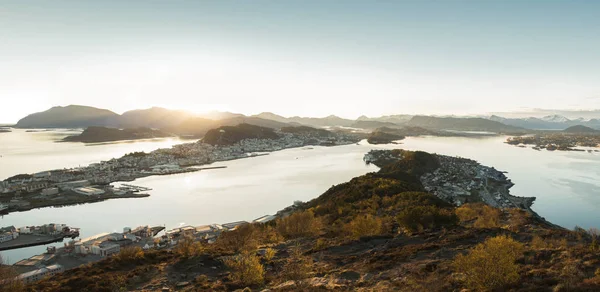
[453,235,524,291]
[280,245,313,281]
[276,210,321,239]
[347,214,384,239]
[115,246,144,262]
[217,223,257,253]
[175,235,204,258]
[224,252,265,286]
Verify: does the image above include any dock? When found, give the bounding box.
[119,184,152,192]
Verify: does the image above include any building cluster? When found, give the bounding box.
[18,264,64,284]
[162,215,278,247]
[363,150,523,210]
[69,225,157,257]
[507,134,600,151]
[0,223,78,244]
[420,155,517,208]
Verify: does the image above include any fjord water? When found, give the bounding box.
[0,129,191,180]
[1,130,600,263]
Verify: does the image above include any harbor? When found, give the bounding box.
[0,224,79,251]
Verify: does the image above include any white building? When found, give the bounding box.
[18,264,64,284]
[57,180,90,191]
[73,187,105,196]
[0,226,18,243]
[253,215,277,224]
[91,241,121,257]
[41,187,59,196]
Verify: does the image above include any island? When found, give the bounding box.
[62,126,173,143]
[0,124,361,214]
[506,125,600,151]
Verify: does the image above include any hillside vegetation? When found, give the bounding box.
[62,127,173,143]
[201,124,281,145]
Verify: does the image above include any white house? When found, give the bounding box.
[18,264,64,284]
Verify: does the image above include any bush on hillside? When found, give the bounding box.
[346,214,384,239]
[276,210,321,239]
[224,252,265,286]
[453,235,524,291]
[397,205,458,233]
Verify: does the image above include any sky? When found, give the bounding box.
[1,0,600,123]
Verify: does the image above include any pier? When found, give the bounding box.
[0,232,79,251]
[119,184,152,192]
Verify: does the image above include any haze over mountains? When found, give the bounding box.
[13,105,600,135]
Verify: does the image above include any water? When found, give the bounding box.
[1,130,600,263]
[0,129,192,180]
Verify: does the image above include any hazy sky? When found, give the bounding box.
[2,0,600,122]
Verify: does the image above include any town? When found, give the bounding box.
[364,149,535,211]
[506,133,600,152]
[0,129,360,214]
[5,201,300,285]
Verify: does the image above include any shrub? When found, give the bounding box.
[224,252,265,286]
[276,210,321,239]
[530,235,549,249]
[347,214,384,239]
[115,246,145,262]
[453,235,524,291]
[280,245,313,281]
[175,235,204,258]
[456,203,501,228]
[218,223,258,253]
[397,206,457,233]
[263,248,276,261]
[0,254,24,292]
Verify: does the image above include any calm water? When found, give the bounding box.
[1,130,599,263]
[0,129,191,180]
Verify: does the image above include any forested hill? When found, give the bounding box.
[201,123,280,145]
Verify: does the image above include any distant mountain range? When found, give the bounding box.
[13,105,600,139]
[488,115,600,130]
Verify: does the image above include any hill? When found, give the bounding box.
[168,117,290,138]
[62,127,173,143]
[118,107,195,128]
[367,129,405,144]
[15,105,119,128]
[280,125,332,137]
[563,125,600,134]
[252,113,355,128]
[201,123,280,145]
[350,120,401,130]
[407,115,523,133]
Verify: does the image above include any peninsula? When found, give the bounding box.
[62,126,173,143]
[0,124,361,214]
[506,125,600,151]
